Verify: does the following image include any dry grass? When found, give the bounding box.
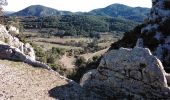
[59,54,76,69]
[80,48,109,61]
[33,41,83,51]
[28,37,92,44]
[0,59,68,100]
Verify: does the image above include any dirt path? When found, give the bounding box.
[0,60,68,100]
[59,48,109,69]
[81,48,109,61]
[59,54,76,68]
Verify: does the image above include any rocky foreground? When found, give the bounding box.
[81,47,170,99]
[1,47,169,100]
[0,59,72,100]
[0,0,170,99]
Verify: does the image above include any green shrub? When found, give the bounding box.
[4,38,9,43]
[70,55,101,82]
[75,56,86,67]
[110,24,146,50]
[51,47,65,55]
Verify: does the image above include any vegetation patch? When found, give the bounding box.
[110,24,146,49]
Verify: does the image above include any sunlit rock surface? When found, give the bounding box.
[81,47,170,99]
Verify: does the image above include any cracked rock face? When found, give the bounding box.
[81,47,170,99]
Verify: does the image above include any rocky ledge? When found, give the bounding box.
[0,24,52,70]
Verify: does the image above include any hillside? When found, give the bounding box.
[19,15,139,36]
[0,59,69,99]
[9,4,150,22]
[87,4,150,22]
[1,0,170,99]
[10,5,73,17]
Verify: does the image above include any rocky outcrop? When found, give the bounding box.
[0,41,52,70]
[141,0,170,69]
[8,25,19,34]
[80,47,170,99]
[0,24,52,69]
[0,25,35,60]
[111,0,170,70]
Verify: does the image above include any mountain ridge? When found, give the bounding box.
[10,5,73,17]
[88,3,150,22]
[9,3,150,22]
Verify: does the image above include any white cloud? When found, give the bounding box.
[3,0,152,12]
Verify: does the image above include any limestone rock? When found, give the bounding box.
[0,25,35,60]
[8,25,19,34]
[24,43,35,60]
[135,38,144,47]
[111,0,170,70]
[81,47,170,99]
[0,24,50,69]
[0,41,51,70]
[141,0,170,69]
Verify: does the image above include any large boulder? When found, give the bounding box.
[81,47,170,99]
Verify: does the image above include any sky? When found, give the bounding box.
[3,0,152,12]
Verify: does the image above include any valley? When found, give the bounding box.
[2,0,170,99]
[3,4,145,81]
[22,29,118,80]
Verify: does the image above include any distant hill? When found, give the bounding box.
[87,4,150,22]
[9,4,150,22]
[4,11,15,15]
[21,15,139,36]
[10,5,73,17]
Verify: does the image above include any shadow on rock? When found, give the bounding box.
[48,81,83,100]
[48,81,105,100]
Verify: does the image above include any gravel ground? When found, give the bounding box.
[0,60,68,100]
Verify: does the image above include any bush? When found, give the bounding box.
[4,38,9,43]
[32,45,46,62]
[51,47,65,55]
[75,56,86,67]
[110,24,146,50]
[69,55,101,82]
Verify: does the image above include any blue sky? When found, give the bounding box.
[4,0,152,12]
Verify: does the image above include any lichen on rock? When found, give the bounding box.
[81,47,170,99]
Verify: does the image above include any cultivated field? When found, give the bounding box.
[23,30,121,71]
